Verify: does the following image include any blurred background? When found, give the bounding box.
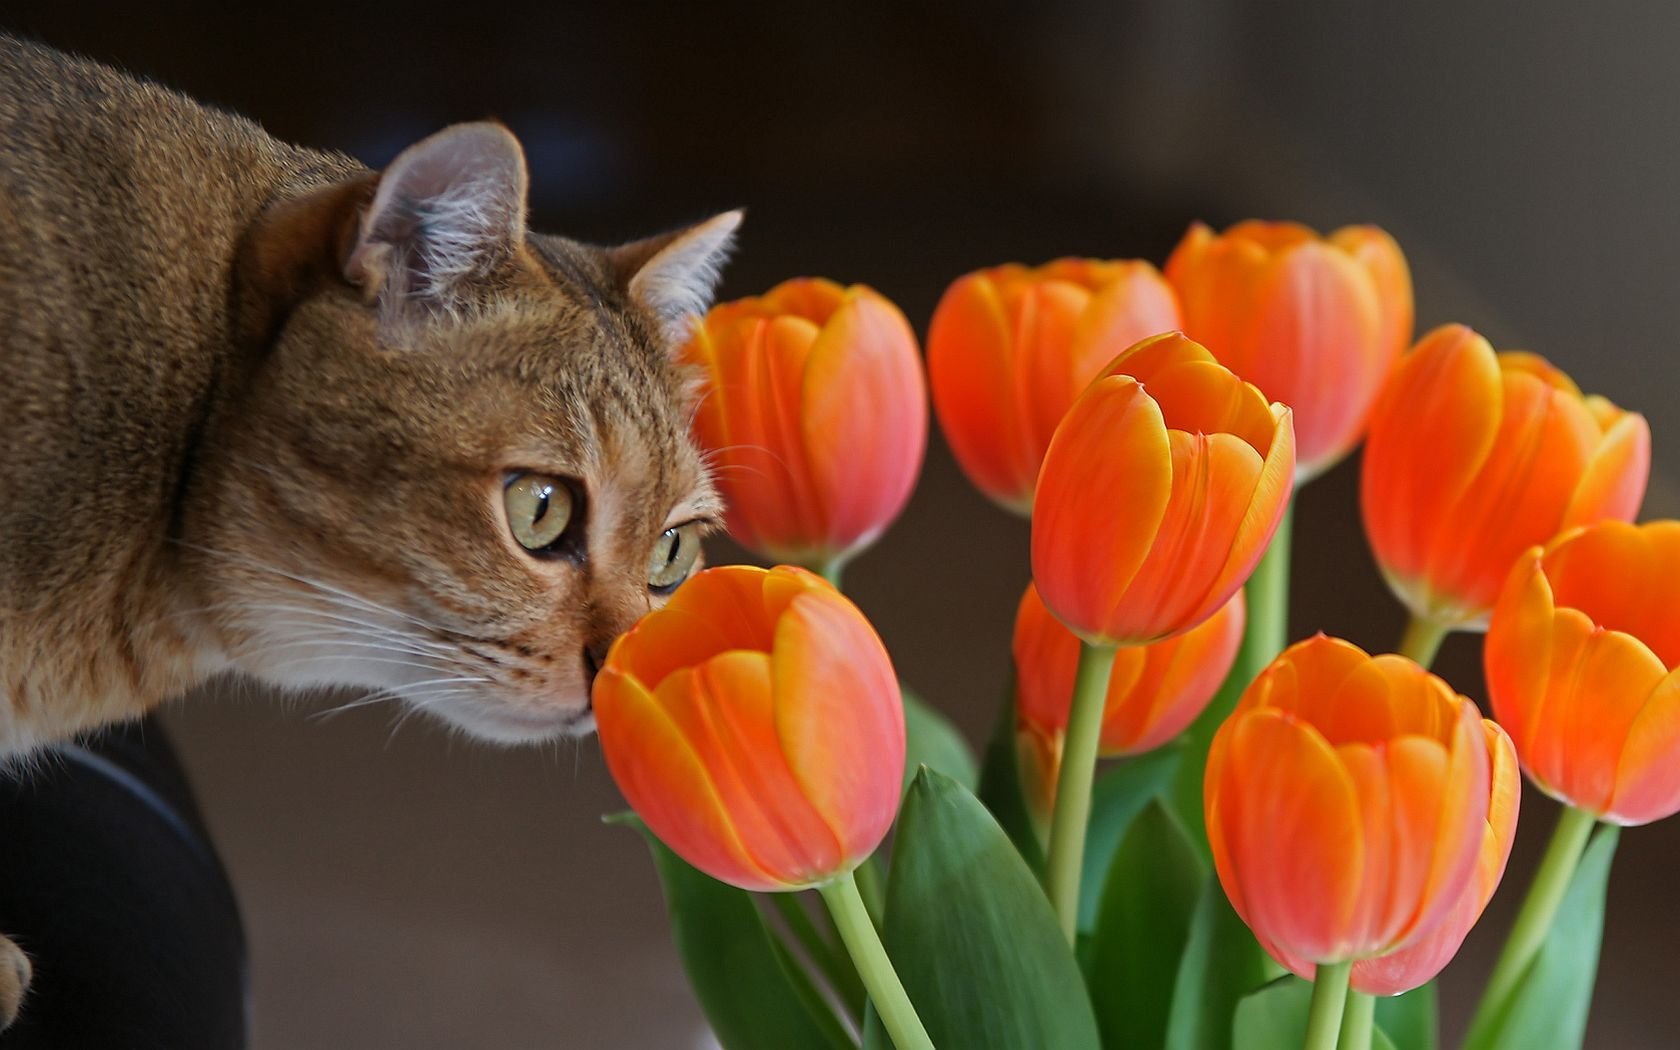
[4,2,1678,1046]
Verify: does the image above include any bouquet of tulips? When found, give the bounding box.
[593,223,1659,1050]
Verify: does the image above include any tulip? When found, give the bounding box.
[1031,331,1294,647]
[1205,636,1496,1003]
[1486,521,1680,825]
[1166,220,1412,481]
[595,563,932,1050]
[1014,581,1243,786]
[683,278,927,573]
[1362,324,1649,638]
[927,259,1181,513]
[594,564,904,891]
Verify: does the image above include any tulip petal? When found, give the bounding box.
[662,653,844,885]
[1214,710,1365,963]
[928,272,1034,508]
[772,590,906,863]
[802,289,927,557]
[1032,376,1173,643]
[609,564,778,690]
[1361,325,1503,607]
[1067,263,1182,387]
[1423,371,1600,620]
[1103,591,1244,754]
[1562,410,1650,532]
[1608,668,1680,825]
[1330,225,1414,363]
[1531,611,1667,814]
[593,666,780,890]
[1103,430,1263,642]
[1195,405,1296,627]
[1015,280,1098,466]
[1247,242,1385,474]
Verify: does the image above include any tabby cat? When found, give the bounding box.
[0,35,739,1025]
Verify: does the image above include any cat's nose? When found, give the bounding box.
[581,639,610,694]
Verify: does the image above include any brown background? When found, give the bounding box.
[5,2,1679,1046]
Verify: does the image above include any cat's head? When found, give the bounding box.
[186,123,737,744]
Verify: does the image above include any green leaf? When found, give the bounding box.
[1375,1028,1400,1050]
[1079,746,1184,932]
[862,1000,886,1050]
[609,814,855,1050]
[880,768,1101,1050]
[1375,981,1437,1050]
[1090,800,1207,1049]
[1164,876,1278,1050]
[1231,975,1311,1050]
[1462,824,1620,1050]
[901,684,979,794]
[976,684,1047,874]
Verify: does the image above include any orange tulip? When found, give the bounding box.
[927,259,1181,513]
[1362,324,1649,629]
[594,564,905,891]
[1166,220,1412,480]
[683,278,927,568]
[1206,635,1500,987]
[1031,332,1294,646]
[1015,581,1243,763]
[1486,521,1680,825]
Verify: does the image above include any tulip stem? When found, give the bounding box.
[816,558,846,591]
[1044,640,1119,944]
[1303,960,1352,1050]
[818,871,935,1050]
[1397,616,1450,669]
[1339,989,1374,1050]
[1468,805,1597,1037]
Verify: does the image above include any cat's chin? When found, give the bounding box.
[419,696,595,745]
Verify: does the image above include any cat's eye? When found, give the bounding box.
[648,523,702,592]
[505,473,576,553]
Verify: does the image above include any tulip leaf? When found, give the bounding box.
[878,768,1101,1049]
[609,814,856,1050]
[976,684,1047,874]
[1164,875,1280,1050]
[1462,824,1620,1050]
[1374,981,1438,1050]
[900,683,978,794]
[1079,746,1185,933]
[1231,975,1310,1050]
[1090,799,1207,1049]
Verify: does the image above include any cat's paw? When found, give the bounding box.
[0,934,30,1029]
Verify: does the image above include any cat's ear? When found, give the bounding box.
[345,122,530,322]
[609,210,743,347]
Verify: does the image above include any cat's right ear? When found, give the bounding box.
[345,122,530,325]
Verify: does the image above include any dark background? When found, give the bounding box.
[4,3,1678,1046]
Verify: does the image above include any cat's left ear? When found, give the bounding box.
[346,122,530,322]
[609,210,743,348]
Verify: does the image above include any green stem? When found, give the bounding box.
[1168,498,1293,853]
[1339,989,1374,1050]
[1467,805,1597,1035]
[818,871,934,1050]
[1304,960,1352,1050]
[1044,640,1119,944]
[1248,499,1294,659]
[1397,616,1450,670]
[816,557,845,591]
[771,892,864,1019]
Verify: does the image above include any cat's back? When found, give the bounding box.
[0,37,358,600]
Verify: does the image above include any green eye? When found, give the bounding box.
[648,523,702,591]
[505,473,575,552]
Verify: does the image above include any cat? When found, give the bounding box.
[0,34,740,1027]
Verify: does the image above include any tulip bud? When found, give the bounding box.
[1362,324,1648,629]
[1166,220,1412,481]
[1032,332,1293,646]
[594,564,905,890]
[1487,521,1680,825]
[683,278,927,569]
[927,259,1180,513]
[1205,635,1513,994]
